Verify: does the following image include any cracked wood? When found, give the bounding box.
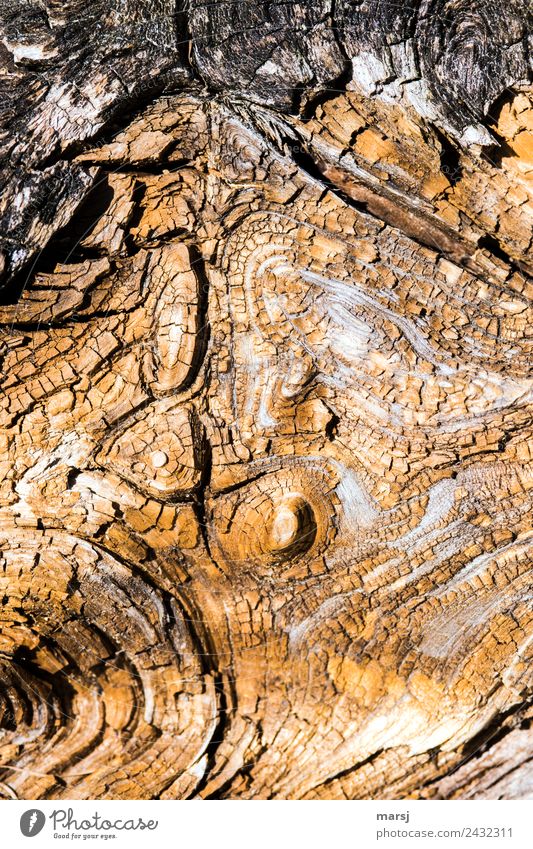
[0,1,532,801]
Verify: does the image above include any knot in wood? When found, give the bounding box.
[267,495,317,559]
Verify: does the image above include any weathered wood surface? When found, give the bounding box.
[0,1,532,799]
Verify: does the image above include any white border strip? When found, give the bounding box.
[2,799,531,849]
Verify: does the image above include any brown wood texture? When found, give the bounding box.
[0,1,532,800]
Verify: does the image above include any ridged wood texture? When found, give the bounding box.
[0,0,531,800]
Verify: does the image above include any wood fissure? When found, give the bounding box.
[0,0,531,800]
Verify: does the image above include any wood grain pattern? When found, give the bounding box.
[0,1,531,800]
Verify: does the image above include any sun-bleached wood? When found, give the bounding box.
[0,1,531,800]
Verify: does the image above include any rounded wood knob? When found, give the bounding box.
[209,462,340,575]
[267,495,316,559]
